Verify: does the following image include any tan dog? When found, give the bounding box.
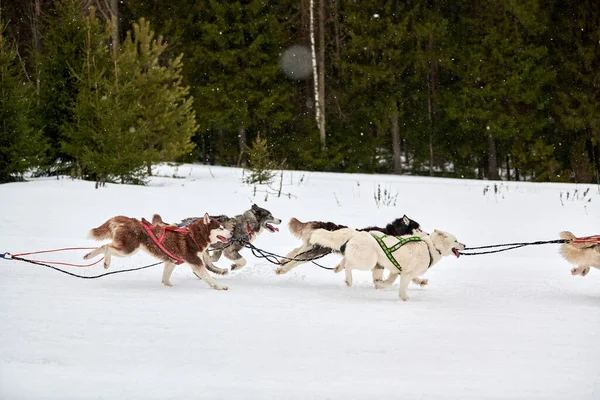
[559,231,600,277]
[84,213,232,290]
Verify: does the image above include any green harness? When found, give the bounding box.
[371,234,428,271]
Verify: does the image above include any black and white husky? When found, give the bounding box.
[201,204,282,273]
[276,215,422,275]
[155,204,281,275]
[310,228,465,301]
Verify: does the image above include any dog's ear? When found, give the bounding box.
[402,215,410,225]
[251,204,259,210]
[203,213,210,224]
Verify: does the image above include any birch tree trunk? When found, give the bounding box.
[309,0,326,150]
[317,0,326,150]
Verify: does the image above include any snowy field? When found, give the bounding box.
[0,164,598,400]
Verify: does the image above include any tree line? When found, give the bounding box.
[1,0,599,184]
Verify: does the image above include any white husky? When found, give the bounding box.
[310,229,465,301]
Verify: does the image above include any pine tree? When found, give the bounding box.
[444,0,553,180]
[118,18,197,175]
[243,133,277,185]
[61,11,197,184]
[0,15,46,183]
[551,0,600,183]
[61,8,146,184]
[36,0,89,164]
[192,0,294,165]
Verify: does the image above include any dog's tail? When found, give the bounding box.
[152,214,165,225]
[288,218,315,240]
[87,220,113,240]
[288,217,349,240]
[309,228,357,251]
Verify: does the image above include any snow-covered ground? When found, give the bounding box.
[0,164,598,399]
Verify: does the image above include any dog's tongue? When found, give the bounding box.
[452,248,461,258]
[267,224,279,232]
[217,235,228,243]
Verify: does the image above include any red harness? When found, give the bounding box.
[246,222,255,238]
[571,235,600,245]
[141,219,203,265]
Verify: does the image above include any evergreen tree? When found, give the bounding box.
[243,133,277,185]
[338,1,412,173]
[118,18,197,174]
[444,0,553,180]
[36,0,88,164]
[551,0,600,183]
[0,15,46,183]
[61,8,146,184]
[61,10,197,184]
[192,0,294,165]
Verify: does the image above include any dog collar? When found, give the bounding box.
[246,222,255,237]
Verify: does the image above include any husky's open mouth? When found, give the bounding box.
[265,223,279,233]
[452,248,461,258]
[217,235,229,243]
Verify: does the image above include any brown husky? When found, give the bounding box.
[84,213,232,290]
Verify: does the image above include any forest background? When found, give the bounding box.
[1,0,599,184]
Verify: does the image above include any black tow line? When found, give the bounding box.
[230,238,336,270]
[1,252,163,279]
[458,239,567,256]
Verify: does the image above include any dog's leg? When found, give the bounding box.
[343,261,353,287]
[398,274,411,301]
[281,245,305,263]
[83,245,106,260]
[333,257,346,273]
[383,271,399,286]
[372,265,384,286]
[571,265,591,276]
[209,249,223,263]
[162,262,176,287]
[412,277,429,286]
[374,271,398,289]
[83,244,115,269]
[276,244,310,274]
[226,249,247,271]
[571,265,589,276]
[202,253,229,276]
[190,263,228,291]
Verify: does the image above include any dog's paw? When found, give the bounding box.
[162,280,173,287]
[334,265,344,273]
[345,279,352,287]
[213,285,228,291]
[412,278,429,287]
[400,294,409,301]
[83,252,92,260]
[103,261,110,269]
[231,264,243,271]
[571,267,582,276]
[374,279,385,289]
[581,267,590,276]
[275,267,287,275]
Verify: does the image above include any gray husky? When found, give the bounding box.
[174,204,282,274]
